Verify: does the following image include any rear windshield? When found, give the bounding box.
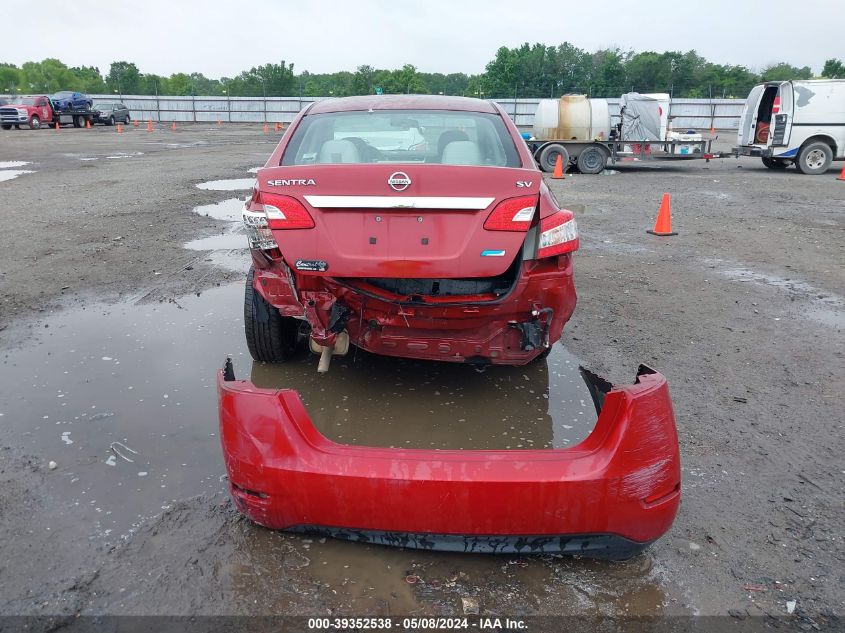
[282,109,521,167]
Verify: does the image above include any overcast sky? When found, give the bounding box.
[3,0,842,77]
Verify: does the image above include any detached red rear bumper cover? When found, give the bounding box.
[218,365,681,558]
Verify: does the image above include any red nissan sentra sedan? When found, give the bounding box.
[241,95,579,369]
[221,96,681,558]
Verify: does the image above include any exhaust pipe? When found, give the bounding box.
[310,331,350,373]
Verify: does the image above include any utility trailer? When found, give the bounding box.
[525,136,718,174]
[527,93,724,173]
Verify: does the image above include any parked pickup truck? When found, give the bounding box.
[0,95,96,130]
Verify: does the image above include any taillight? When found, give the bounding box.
[537,211,578,258]
[261,193,315,230]
[242,192,315,251]
[483,195,537,231]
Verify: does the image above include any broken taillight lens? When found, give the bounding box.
[242,207,276,250]
[243,192,315,250]
[483,195,537,231]
[537,210,579,258]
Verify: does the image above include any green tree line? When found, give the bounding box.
[2,47,842,100]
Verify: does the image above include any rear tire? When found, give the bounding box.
[72,115,83,128]
[125,115,131,125]
[762,157,789,169]
[577,145,608,174]
[244,267,299,362]
[29,115,41,130]
[108,115,115,126]
[537,144,569,173]
[796,141,833,175]
[1,125,10,130]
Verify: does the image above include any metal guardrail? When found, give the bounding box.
[89,95,747,131]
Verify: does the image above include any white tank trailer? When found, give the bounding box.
[528,93,715,174]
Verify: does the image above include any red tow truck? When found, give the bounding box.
[0,95,95,130]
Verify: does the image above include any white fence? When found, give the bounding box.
[91,94,746,131]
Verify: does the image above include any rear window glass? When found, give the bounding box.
[281,109,521,167]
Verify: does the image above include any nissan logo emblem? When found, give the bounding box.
[388,171,411,192]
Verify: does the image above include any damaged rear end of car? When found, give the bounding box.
[242,96,579,368]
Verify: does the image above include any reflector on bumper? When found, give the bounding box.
[218,363,680,559]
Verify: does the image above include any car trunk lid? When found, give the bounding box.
[257,164,541,278]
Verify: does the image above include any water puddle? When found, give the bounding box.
[224,526,672,616]
[196,178,255,191]
[0,281,601,540]
[192,197,247,222]
[251,345,598,449]
[0,170,35,182]
[0,282,674,614]
[712,261,844,329]
[105,152,144,160]
[184,232,248,251]
[0,284,247,540]
[0,160,31,168]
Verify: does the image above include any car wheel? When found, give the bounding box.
[14,124,20,129]
[125,115,131,125]
[108,115,115,126]
[796,141,833,175]
[1,125,11,130]
[762,157,789,169]
[244,267,299,362]
[73,115,84,128]
[29,115,41,130]
[537,144,570,173]
[577,145,609,174]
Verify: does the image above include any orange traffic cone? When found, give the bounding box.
[171,121,177,131]
[217,118,222,126]
[85,119,91,129]
[274,122,281,132]
[116,123,123,133]
[147,119,153,132]
[263,123,269,134]
[55,122,60,132]
[837,165,845,181]
[710,126,716,135]
[133,119,139,127]
[552,154,565,179]
[647,193,677,236]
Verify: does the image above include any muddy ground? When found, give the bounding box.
[0,125,842,628]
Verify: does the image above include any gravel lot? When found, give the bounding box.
[0,124,842,628]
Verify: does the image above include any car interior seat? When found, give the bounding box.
[318,139,361,164]
[437,130,469,161]
[440,140,482,166]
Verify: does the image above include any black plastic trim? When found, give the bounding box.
[285,526,652,560]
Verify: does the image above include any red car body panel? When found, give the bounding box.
[246,95,578,364]
[219,364,681,557]
[257,164,541,279]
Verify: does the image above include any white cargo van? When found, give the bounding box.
[735,79,844,174]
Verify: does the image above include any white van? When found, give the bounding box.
[735,79,844,174]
